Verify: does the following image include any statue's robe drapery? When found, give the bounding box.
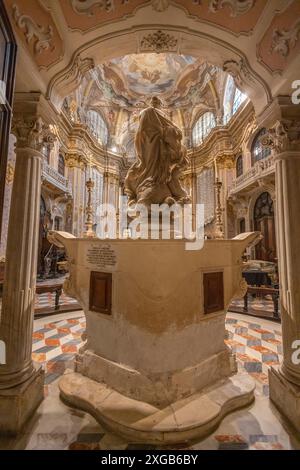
[124,106,190,207]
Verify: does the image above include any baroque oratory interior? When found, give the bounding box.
[0,0,300,452]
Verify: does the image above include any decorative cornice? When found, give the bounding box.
[209,0,255,17]
[270,19,300,58]
[12,4,54,55]
[223,58,254,92]
[140,30,178,53]
[46,55,95,103]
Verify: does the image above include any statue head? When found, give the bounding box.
[150,96,163,109]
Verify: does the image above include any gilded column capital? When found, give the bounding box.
[216,154,235,170]
[65,153,85,169]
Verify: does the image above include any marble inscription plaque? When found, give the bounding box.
[85,243,117,271]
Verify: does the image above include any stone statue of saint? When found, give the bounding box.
[124,96,190,208]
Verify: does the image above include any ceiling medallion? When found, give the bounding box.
[140,30,178,53]
[12,4,54,54]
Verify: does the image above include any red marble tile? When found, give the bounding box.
[251,345,273,353]
[62,344,77,353]
[57,327,71,334]
[32,352,46,362]
[250,372,269,384]
[32,332,44,340]
[46,361,66,374]
[236,353,260,362]
[45,338,60,347]
[215,434,246,443]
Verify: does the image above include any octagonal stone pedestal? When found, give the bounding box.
[49,231,259,443]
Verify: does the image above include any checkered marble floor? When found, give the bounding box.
[0,311,298,450]
[35,292,78,311]
[230,297,279,317]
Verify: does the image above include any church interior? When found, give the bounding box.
[0,0,300,452]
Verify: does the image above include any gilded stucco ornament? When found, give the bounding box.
[5,163,15,185]
[232,277,248,299]
[12,4,54,54]
[140,30,178,53]
[65,153,84,169]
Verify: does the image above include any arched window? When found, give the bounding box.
[58,154,65,176]
[233,87,247,114]
[236,155,243,178]
[192,112,216,146]
[251,128,271,166]
[223,75,247,124]
[86,110,109,146]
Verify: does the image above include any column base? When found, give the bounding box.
[269,366,300,433]
[59,371,255,444]
[0,365,44,435]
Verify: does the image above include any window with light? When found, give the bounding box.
[251,128,271,166]
[86,110,109,146]
[192,112,216,146]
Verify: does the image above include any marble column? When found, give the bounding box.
[262,115,300,431]
[65,154,86,237]
[0,93,54,433]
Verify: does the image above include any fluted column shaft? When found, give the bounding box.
[0,145,42,388]
[0,95,55,391]
[275,149,300,384]
[261,111,300,432]
[0,93,55,432]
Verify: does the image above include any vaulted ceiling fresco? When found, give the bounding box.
[108,53,196,97]
[85,53,216,109]
[63,52,226,154]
